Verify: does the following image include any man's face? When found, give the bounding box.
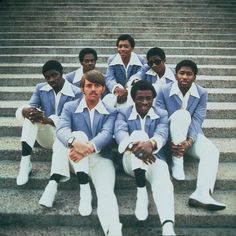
[44,69,63,90]
[134,90,153,117]
[147,55,166,75]
[117,40,133,60]
[81,79,105,104]
[176,66,196,90]
[81,53,96,73]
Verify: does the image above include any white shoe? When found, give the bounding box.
[39,180,58,208]
[16,158,32,185]
[135,187,148,221]
[107,222,123,236]
[172,156,185,180]
[78,184,92,216]
[188,189,226,211]
[162,221,176,236]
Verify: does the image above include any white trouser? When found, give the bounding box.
[169,110,219,193]
[51,131,121,235]
[123,152,175,224]
[20,118,55,149]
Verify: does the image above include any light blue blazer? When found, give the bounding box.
[134,64,175,84]
[114,105,169,159]
[29,81,82,118]
[155,82,208,142]
[56,98,117,160]
[105,53,145,92]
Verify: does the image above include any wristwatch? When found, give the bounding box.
[67,137,75,148]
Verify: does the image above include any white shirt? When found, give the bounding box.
[170,81,200,109]
[128,105,163,151]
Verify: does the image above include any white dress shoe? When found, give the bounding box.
[162,221,176,236]
[78,196,92,216]
[172,156,185,180]
[107,222,123,236]
[16,160,32,185]
[188,190,226,211]
[39,180,58,208]
[135,187,148,221]
[78,183,92,216]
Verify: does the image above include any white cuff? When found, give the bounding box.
[111,84,124,94]
[48,115,59,128]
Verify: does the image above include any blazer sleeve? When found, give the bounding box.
[188,91,208,141]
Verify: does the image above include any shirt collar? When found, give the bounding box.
[40,79,76,97]
[128,105,159,120]
[146,66,176,82]
[170,81,200,98]
[73,67,84,83]
[110,52,143,66]
[75,97,109,114]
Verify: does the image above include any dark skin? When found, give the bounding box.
[22,69,65,127]
[147,55,166,78]
[114,39,133,104]
[171,66,196,157]
[127,90,157,165]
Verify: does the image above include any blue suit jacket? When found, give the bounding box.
[57,98,117,160]
[105,53,145,92]
[155,82,208,142]
[133,64,175,84]
[29,81,82,118]
[114,105,169,159]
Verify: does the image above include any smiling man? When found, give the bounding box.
[104,34,144,106]
[114,80,176,235]
[15,60,82,186]
[130,47,175,93]
[156,59,226,211]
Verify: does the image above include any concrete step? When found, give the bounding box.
[5,117,236,138]
[1,74,235,88]
[0,63,236,76]
[1,22,236,30]
[1,87,236,102]
[0,159,235,190]
[1,47,236,56]
[1,100,236,119]
[1,137,235,162]
[1,39,236,48]
[0,188,235,227]
[1,54,236,66]
[1,32,235,40]
[1,136,235,162]
[1,26,236,34]
[1,15,236,24]
[0,225,236,236]
[1,8,235,16]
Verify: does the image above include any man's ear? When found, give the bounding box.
[101,86,105,94]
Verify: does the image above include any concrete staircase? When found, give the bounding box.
[0,0,236,235]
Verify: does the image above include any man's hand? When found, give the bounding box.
[114,87,128,104]
[22,107,44,123]
[72,140,94,157]
[128,141,156,164]
[171,138,193,157]
[69,147,84,163]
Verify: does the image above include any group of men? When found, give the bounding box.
[15,34,225,236]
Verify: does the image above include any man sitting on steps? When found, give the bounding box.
[155,59,226,211]
[15,60,82,185]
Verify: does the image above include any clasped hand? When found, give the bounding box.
[128,141,156,165]
[69,141,94,163]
